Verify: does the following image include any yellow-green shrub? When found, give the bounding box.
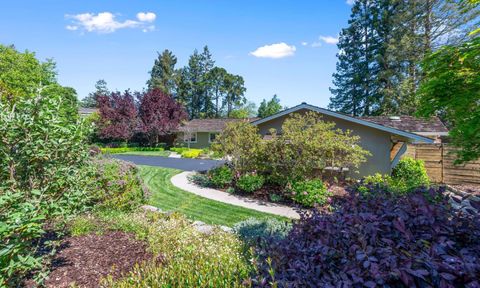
[181,149,202,158]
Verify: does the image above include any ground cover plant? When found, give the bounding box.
[140,166,286,226]
[252,187,480,287]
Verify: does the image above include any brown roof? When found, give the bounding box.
[177,118,259,132]
[360,116,448,133]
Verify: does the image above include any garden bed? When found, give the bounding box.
[25,231,153,288]
[451,184,480,195]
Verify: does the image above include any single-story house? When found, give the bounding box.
[78,107,98,118]
[175,103,448,177]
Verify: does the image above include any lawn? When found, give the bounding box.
[140,165,286,226]
[118,150,170,157]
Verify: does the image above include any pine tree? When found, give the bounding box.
[147,49,177,94]
[81,79,108,108]
[258,94,282,118]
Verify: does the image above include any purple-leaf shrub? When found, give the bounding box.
[253,187,480,287]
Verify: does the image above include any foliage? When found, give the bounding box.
[229,101,257,119]
[147,49,177,94]
[212,121,264,175]
[418,37,480,163]
[253,188,480,287]
[289,179,331,207]
[257,94,282,118]
[80,79,108,108]
[233,218,292,244]
[137,88,187,146]
[76,211,254,287]
[97,91,138,143]
[100,147,165,154]
[266,112,370,181]
[0,91,92,285]
[207,166,234,188]
[0,44,56,100]
[181,148,203,158]
[188,173,212,188]
[90,158,147,211]
[392,157,430,191]
[236,173,265,193]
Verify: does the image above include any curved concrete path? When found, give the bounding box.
[171,171,302,219]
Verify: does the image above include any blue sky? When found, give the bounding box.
[0,0,353,108]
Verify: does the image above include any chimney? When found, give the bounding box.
[389,116,401,121]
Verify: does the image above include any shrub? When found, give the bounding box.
[100,147,165,154]
[392,157,430,191]
[207,166,233,188]
[90,158,147,211]
[236,173,265,193]
[97,212,253,287]
[0,92,92,285]
[233,218,292,244]
[289,179,331,207]
[180,148,202,158]
[188,173,211,188]
[253,188,480,287]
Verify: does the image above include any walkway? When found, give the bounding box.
[170,171,302,219]
[112,155,224,171]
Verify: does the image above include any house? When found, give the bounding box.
[176,103,447,177]
[78,107,98,118]
[174,118,258,149]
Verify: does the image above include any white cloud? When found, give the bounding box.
[318,35,339,45]
[301,41,308,46]
[249,42,296,59]
[137,12,156,22]
[65,12,156,33]
[346,0,356,5]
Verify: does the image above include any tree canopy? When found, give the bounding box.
[257,95,282,118]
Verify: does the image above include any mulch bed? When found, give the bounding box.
[451,184,480,196]
[27,231,154,288]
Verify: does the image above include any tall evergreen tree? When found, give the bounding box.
[223,74,246,117]
[258,94,283,118]
[147,49,177,94]
[81,79,108,108]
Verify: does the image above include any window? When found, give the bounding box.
[209,133,218,143]
[183,132,197,143]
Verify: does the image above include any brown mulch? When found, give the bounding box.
[28,231,154,288]
[451,184,480,196]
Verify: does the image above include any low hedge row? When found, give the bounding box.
[100,147,165,154]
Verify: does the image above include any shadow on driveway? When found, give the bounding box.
[111,155,224,172]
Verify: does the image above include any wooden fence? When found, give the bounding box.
[403,144,480,185]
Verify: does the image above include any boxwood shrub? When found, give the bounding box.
[289,179,331,207]
[236,173,265,193]
[253,187,480,287]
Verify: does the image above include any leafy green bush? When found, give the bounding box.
[233,218,292,244]
[188,173,212,187]
[289,179,331,207]
[91,212,253,287]
[100,147,165,154]
[207,166,234,188]
[0,92,92,285]
[90,158,147,211]
[181,148,202,158]
[236,173,265,193]
[392,157,430,191]
[169,147,188,154]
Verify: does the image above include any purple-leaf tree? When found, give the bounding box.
[97,90,138,143]
[138,88,187,145]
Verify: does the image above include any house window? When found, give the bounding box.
[183,132,197,143]
[209,133,218,143]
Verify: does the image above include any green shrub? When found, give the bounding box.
[170,147,188,154]
[208,166,233,188]
[181,148,202,158]
[100,147,165,154]
[236,173,265,193]
[98,212,253,287]
[0,92,92,285]
[392,157,430,191]
[269,194,283,203]
[289,179,331,207]
[233,218,292,244]
[188,173,211,187]
[90,158,147,211]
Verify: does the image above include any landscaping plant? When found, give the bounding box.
[253,187,480,287]
[208,165,234,188]
[289,179,331,207]
[236,173,265,193]
[233,218,292,245]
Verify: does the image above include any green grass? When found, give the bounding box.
[140,166,286,226]
[119,150,170,157]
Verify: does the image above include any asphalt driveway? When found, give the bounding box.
[111,155,224,171]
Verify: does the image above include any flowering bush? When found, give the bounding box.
[253,187,480,287]
[289,179,331,207]
[236,173,265,193]
[90,158,148,211]
[207,166,234,188]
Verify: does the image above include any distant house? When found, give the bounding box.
[78,107,98,118]
[176,103,448,177]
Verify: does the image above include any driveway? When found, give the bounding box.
[111,155,224,171]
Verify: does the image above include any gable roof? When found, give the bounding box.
[360,115,448,135]
[250,103,434,143]
[177,118,259,133]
